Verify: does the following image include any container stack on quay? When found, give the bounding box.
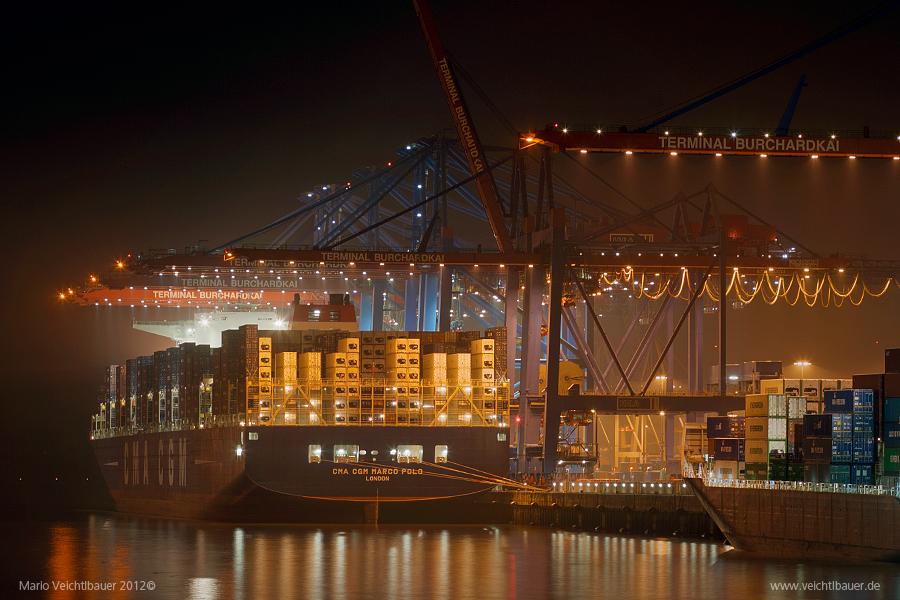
[743,394,804,481]
[701,350,900,489]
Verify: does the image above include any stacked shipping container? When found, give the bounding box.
[706,415,745,479]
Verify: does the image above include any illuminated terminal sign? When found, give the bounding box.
[526,130,900,158]
[616,396,660,411]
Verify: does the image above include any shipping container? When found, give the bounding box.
[803,413,852,438]
[885,398,900,422]
[821,379,839,394]
[706,416,745,438]
[887,348,900,374]
[824,389,853,413]
[713,438,745,461]
[884,448,900,474]
[745,394,787,417]
[712,460,742,480]
[852,375,884,428]
[830,464,852,485]
[470,339,494,354]
[744,439,786,463]
[783,379,801,396]
[852,414,874,435]
[386,338,409,353]
[803,463,830,484]
[742,463,765,481]
[805,464,837,484]
[802,379,820,398]
[337,338,359,353]
[885,423,900,448]
[851,464,874,485]
[759,379,785,394]
[886,373,900,398]
[803,437,852,464]
[745,416,787,440]
[852,437,875,463]
[851,389,875,414]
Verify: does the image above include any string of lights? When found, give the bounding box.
[580,267,898,307]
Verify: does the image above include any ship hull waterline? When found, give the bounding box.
[686,477,900,562]
[91,425,510,523]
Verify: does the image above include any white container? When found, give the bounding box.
[300,352,322,367]
[713,460,742,480]
[447,353,472,371]
[472,368,494,382]
[470,339,495,354]
[326,352,347,367]
[783,379,801,396]
[337,338,360,352]
[387,338,409,353]
[423,353,447,369]
[745,416,787,440]
[802,379,820,398]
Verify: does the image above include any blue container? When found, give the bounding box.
[852,389,874,414]
[830,464,851,485]
[824,389,853,413]
[851,464,873,485]
[834,414,853,437]
[713,438,744,460]
[852,437,875,463]
[885,398,900,422]
[706,416,745,438]
[852,414,874,435]
[832,439,852,464]
[885,423,900,448]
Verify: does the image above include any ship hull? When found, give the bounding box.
[686,478,900,562]
[92,425,509,522]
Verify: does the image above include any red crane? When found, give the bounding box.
[413,0,514,253]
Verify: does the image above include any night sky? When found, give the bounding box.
[2,1,898,509]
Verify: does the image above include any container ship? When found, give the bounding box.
[688,354,900,561]
[90,294,512,522]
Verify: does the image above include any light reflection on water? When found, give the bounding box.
[1,513,897,599]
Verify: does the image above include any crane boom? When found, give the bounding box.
[413,0,514,252]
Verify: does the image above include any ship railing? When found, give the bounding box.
[705,477,900,498]
[548,480,693,495]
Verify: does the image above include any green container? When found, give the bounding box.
[788,463,804,481]
[884,447,900,475]
[769,462,788,481]
[743,463,768,480]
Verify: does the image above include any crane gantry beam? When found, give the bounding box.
[523,127,900,158]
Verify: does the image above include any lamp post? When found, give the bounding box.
[794,361,810,380]
[655,375,668,394]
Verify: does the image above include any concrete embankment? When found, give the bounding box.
[475,490,723,539]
